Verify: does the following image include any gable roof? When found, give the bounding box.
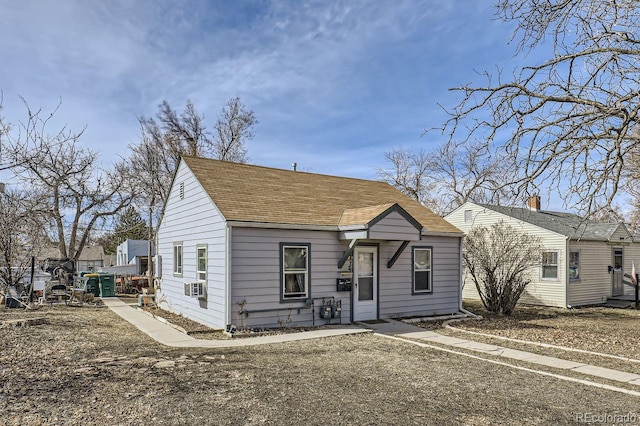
[41,245,106,261]
[182,156,460,234]
[475,203,630,241]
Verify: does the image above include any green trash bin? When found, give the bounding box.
[99,273,115,298]
[80,272,100,297]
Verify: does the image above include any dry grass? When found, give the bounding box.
[1,302,640,425]
[457,300,640,358]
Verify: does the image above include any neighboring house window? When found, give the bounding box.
[464,210,472,223]
[542,251,559,279]
[173,242,183,276]
[569,250,580,280]
[413,247,432,293]
[281,243,310,300]
[196,245,207,282]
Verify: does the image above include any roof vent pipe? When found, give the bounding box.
[292,162,297,171]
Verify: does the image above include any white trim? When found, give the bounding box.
[421,230,465,237]
[353,246,378,321]
[541,250,560,281]
[225,225,232,328]
[227,221,338,231]
[226,220,464,238]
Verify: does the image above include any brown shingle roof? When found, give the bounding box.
[339,204,396,227]
[183,156,461,234]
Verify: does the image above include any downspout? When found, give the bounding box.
[457,235,479,318]
[225,224,232,328]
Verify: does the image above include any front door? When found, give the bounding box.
[353,246,377,321]
[612,248,624,297]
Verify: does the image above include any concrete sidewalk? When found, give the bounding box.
[360,319,640,388]
[103,298,640,388]
[103,298,370,348]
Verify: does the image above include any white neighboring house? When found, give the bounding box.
[116,239,154,275]
[445,197,638,308]
[155,156,465,330]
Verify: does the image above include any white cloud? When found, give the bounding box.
[0,0,519,178]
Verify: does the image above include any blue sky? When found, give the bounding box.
[0,0,520,180]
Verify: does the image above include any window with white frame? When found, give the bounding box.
[413,247,432,293]
[464,210,472,223]
[542,251,559,279]
[281,244,309,300]
[173,242,183,276]
[196,245,207,281]
[569,250,580,280]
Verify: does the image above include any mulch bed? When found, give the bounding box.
[138,303,326,339]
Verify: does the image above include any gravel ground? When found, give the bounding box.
[1,302,640,425]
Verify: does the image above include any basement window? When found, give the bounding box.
[281,243,310,301]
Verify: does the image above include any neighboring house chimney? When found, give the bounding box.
[528,195,541,211]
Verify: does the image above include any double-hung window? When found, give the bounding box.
[542,251,559,279]
[196,245,207,282]
[413,247,432,293]
[173,242,183,276]
[569,250,580,280]
[281,243,310,300]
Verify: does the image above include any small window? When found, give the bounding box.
[196,245,207,282]
[542,251,558,279]
[413,247,432,293]
[464,210,472,223]
[569,250,580,280]
[281,244,309,300]
[173,242,183,276]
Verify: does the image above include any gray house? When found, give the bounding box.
[155,156,464,330]
[445,198,639,308]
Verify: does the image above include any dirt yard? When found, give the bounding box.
[1,302,640,425]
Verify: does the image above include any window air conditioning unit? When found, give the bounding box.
[184,282,205,298]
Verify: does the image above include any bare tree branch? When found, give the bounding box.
[440,0,640,215]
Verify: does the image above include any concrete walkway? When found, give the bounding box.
[102,298,370,348]
[359,319,640,388]
[103,298,640,388]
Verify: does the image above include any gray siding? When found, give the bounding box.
[230,228,350,329]
[378,236,461,318]
[230,228,462,328]
[156,162,228,329]
[368,211,420,241]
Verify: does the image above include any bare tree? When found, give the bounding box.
[0,187,47,293]
[441,0,640,215]
[378,141,510,215]
[130,98,257,207]
[2,99,134,264]
[463,221,542,315]
[376,147,437,206]
[214,97,258,163]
